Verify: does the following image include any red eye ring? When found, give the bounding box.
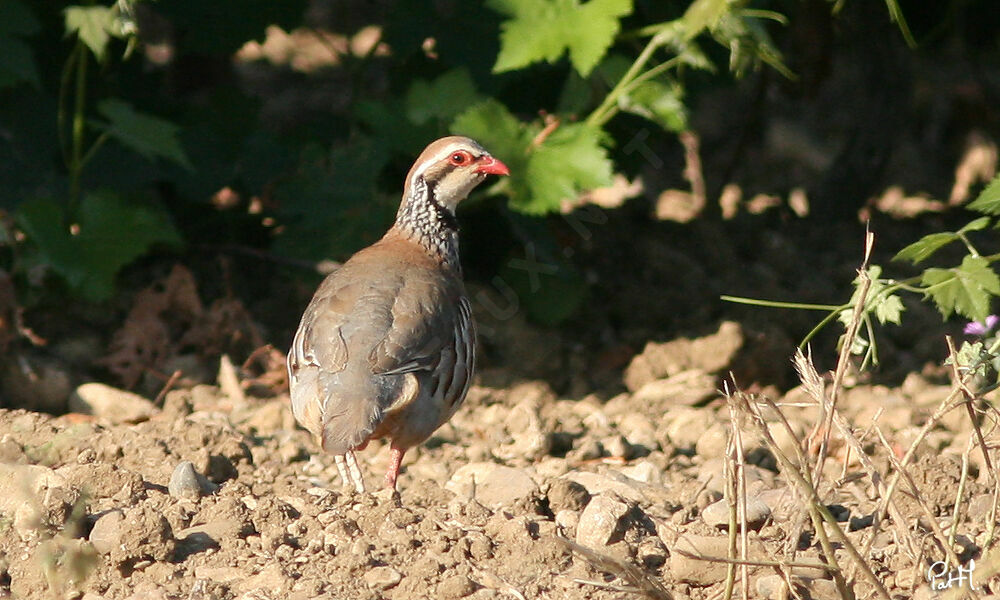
[449,151,473,166]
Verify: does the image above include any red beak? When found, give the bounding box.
[475,155,510,176]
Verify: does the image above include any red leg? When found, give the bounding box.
[385,445,406,489]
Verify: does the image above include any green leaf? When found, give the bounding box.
[489,0,633,77]
[523,123,613,213]
[922,255,1000,322]
[451,101,613,214]
[451,98,532,176]
[893,232,958,265]
[950,341,994,380]
[681,0,729,40]
[16,192,183,301]
[500,252,588,324]
[967,174,1000,215]
[406,68,483,126]
[838,266,904,327]
[0,0,40,36]
[64,5,116,60]
[0,0,40,89]
[621,79,688,132]
[0,35,39,89]
[96,99,192,169]
[959,215,992,233]
[273,137,395,262]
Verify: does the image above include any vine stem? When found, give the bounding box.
[585,29,669,128]
[67,41,89,224]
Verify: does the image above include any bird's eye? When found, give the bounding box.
[449,151,472,166]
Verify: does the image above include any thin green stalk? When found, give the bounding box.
[739,9,788,24]
[956,232,981,257]
[719,296,840,311]
[67,41,89,223]
[619,56,682,95]
[78,131,111,171]
[586,30,669,128]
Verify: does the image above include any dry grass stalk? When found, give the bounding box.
[948,435,974,556]
[671,549,836,572]
[794,350,917,561]
[872,427,967,577]
[808,230,874,491]
[722,393,750,600]
[945,336,996,484]
[554,536,673,600]
[737,392,891,600]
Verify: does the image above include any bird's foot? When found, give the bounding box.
[335,452,366,493]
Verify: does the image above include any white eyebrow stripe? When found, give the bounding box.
[409,142,482,187]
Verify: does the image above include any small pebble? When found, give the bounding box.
[576,494,630,548]
[363,566,402,590]
[701,497,771,530]
[168,461,218,499]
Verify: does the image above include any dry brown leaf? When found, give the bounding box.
[950,131,997,205]
[180,296,264,360]
[100,265,203,388]
[241,344,289,394]
[654,189,703,223]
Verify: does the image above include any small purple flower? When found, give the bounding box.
[964,315,999,336]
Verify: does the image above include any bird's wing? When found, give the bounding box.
[367,270,458,378]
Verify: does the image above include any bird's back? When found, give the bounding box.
[287,233,469,454]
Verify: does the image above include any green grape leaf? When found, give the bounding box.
[64,5,116,60]
[16,192,183,301]
[968,173,1000,215]
[893,232,958,265]
[921,255,1000,322]
[406,68,483,126]
[0,0,40,36]
[489,0,633,77]
[0,0,40,89]
[500,255,588,324]
[0,36,39,89]
[681,0,729,40]
[523,123,613,213]
[451,101,613,214]
[621,79,688,132]
[838,265,904,327]
[948,341,998,380]
[451,98,532,176]
[959,215,992,233]
[96,99,192,169]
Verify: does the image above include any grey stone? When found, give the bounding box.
[446,463,538,508]
[546,478,590,512]
[69,383,157,424]
[168,461,218,499]
[364,566,402,590]
[701,496,771,530]
[89,510,125,554]
[575,494,630,549]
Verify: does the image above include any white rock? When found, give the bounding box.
[618,461,662,485]
[555,509,579,533]
[701,496,771,530]
[575,494,630,549]
[89,510,125,554]
[563,470,670,504]
[364,566,402,590]
[446,463,538,508]
[70,383,157,423]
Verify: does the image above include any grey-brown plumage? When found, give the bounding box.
[287,136,509,491]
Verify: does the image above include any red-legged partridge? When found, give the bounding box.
[287,136,509,491]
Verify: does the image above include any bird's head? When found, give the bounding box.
[403,136,509,215]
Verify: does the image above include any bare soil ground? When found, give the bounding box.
[1,317,997,599]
